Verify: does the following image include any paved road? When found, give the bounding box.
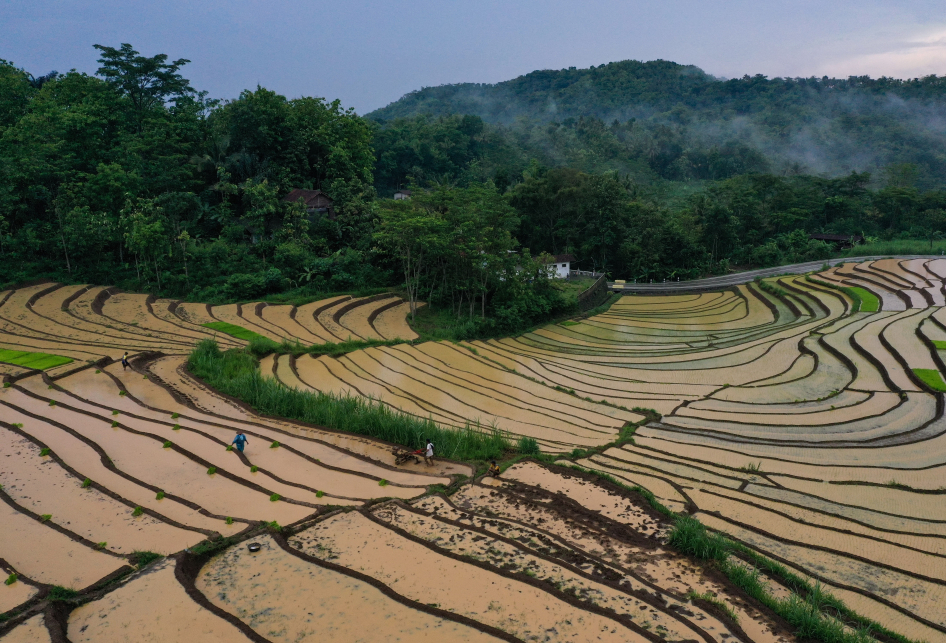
[610,255,946,293]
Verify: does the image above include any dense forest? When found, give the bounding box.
[2,46,946,335]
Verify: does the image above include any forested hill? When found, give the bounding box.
[369,60,946,185]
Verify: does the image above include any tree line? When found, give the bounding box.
[2,45,946,336]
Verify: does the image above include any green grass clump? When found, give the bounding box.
[225,516,233,525]
[560,320,580,327]
[226,444,233,451]
[207,466,217,475]
[932,340,946,350]
[316,490,324,498]
[171,412,180,419]
[913,368,946,392]
[162,440,172,448]
[270,440,279,448]
[82,478,91,488]
[132,551,163,567]
[667,515,730,561]
[187,340,511,461]
[247,335,408,359]
[96,541,107,550]
[4,573,16,586]
[39,447,50,456]
[48,400,56,407]
[269,493,280,502]
[516,436,540,456]
[40,513,52,522]
[685,590,739,623]
[265,520,281,532]
[201,321,270,343]
[172,424,180,430]
[132,506,143,517]
[250,465,258,473]
[111,420,118,427]
[0,348,72,370]
[119,390,126,396]
[156,491,165,500]
[112,410,119,416]
[47,586,79,602]
[378,479,388,487]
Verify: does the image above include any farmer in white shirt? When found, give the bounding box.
[424,439,434,466]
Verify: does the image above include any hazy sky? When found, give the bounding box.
[3,0,945,114]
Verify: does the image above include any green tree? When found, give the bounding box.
[374,200,444,319]
[93,43,194,128]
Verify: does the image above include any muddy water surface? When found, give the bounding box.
[197,534,500,642]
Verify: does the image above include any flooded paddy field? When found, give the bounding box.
[3,259,946,641]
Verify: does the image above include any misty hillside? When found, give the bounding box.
[368,60,946,187]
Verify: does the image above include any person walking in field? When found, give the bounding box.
[424,439,434,466]
[120,352,130,370]
[232,433,248,453]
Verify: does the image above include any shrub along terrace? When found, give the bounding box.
[188,339,510,461]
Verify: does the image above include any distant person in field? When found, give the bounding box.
[488,461,501,477]
[232,433,248,453]
[424,439,434,465]
[120,352,130,370]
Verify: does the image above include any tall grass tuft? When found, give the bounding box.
[667,515,730,561]
[516,436,540,456]
[188,340,511,461]
[247,335,408,359]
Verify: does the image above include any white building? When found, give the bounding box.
[393,189,412,200]
[544,254,575,279]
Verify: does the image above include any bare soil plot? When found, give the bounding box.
[0,426,203,554]
[0,398,228,534]
[2,386,312,524]
[372,500,716,643]
[336,298,385,339]
[68,557,254,643]
[100,293,214,345]
[372,301,421,340]
[0,497,124,590]
[258,303,326,345]
[289,511,650,642]
[0,573,37,615]
[316,297,363,341]
[2,613,52,643]
[444,478,791,643]
[174,302,219,326]
[291,296,351,343]
[197,533,501,642]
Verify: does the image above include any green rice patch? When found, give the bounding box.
[201,322,269,343]
[913,368,946,392]
[0,349,72,370]
[848,287,880,312]
[931,340,946,350]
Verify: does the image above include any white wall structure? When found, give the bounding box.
[544,254,575,279]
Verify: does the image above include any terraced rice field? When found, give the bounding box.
[4,259,946,642]
[0,283,417,369]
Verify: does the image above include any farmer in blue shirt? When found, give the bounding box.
[232,433,248,453]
